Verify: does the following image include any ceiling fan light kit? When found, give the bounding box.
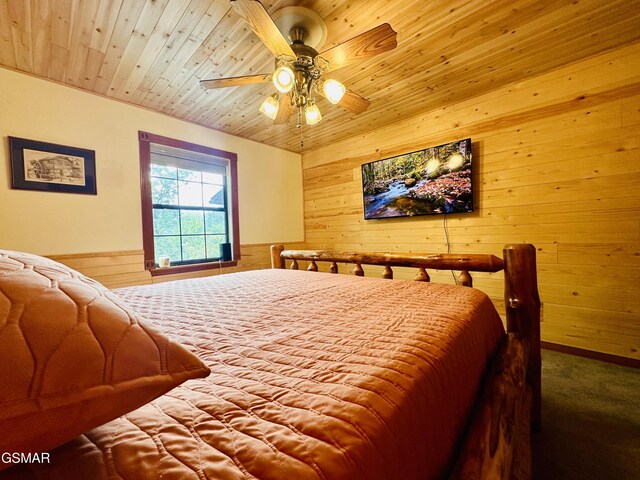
[200,0,397,129]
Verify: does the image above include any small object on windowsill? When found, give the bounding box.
[158,257,171,268]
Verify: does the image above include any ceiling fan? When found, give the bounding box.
[199,0,397,127]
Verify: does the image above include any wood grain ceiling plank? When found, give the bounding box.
[129,0,216,104]
[7,0,33,71]
[49,0,74,82]
[78,0,123,90]
[93,0,147,94]
[66,0,101,85]
[154,10,277,115]
[156,17,259,114]
[337,0,571,111]
[0,1,17,68]
[105,0,175,98]
[371,4,640,120]
[325,0,550,97]
[31,0,52,77]
[436,0,633,74]
[89,0,123,53]
[112,0,193,100]
[139,1,232,110]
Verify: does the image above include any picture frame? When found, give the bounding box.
[8,136,96,195]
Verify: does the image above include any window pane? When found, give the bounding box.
[151,164,177,179]
[153,209,180,235]
[178,168,202,182]
[182,235,205,261]
[204,183,224,208]
[180,210,204,235]
[203,172,224,185]
[155,236,181,264]
[205,211,226,234]
[152,178,178,205]
[206,235,225,257]
[178,180,203,207]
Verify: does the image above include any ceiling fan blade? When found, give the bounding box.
[231,0,295,58]
[319,23,397,72]
[200,73,271,89]
[318,86,371,114]
[337,89,371,114]
[274,94,295,124]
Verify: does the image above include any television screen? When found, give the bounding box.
[361,138,473,219]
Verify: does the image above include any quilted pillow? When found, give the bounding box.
[0,249,210,465]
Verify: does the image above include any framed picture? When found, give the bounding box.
[8,137,96,195]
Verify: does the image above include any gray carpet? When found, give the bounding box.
[533,349,640,479]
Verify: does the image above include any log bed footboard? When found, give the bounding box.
[270,243,541,479]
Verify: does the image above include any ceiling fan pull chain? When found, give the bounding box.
[298,108,304,148]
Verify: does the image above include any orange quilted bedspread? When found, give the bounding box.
[4,269,504,480]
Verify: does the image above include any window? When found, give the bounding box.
[139,132,240,275]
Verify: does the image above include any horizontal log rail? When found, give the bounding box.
[270,245,504,286]
[275,248,505,273]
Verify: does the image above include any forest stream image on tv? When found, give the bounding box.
[361,138,473,219]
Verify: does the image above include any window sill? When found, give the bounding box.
[149,260,238,277]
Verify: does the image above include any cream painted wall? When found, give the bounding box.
[0,67,303,255]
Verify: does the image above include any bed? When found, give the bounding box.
[0,244,540,479]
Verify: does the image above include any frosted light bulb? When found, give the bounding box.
[322,79,346,104]
[272,66,294,93]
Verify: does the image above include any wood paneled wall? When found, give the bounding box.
[48,242,304,288]
[48,250,151,289]
[302,43,640,360]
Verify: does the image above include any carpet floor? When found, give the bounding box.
[533,349,640,479]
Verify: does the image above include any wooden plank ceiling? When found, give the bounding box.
[1,0,639,153]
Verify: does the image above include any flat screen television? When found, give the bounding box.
[361,138,473,220]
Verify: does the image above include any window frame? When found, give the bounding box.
[139,131,240,276]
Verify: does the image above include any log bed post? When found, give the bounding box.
[503,244,541,431]
[270,244,285,269]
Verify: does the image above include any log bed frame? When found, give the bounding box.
[270,243,540,480]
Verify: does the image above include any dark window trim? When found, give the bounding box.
[138,131,240,275]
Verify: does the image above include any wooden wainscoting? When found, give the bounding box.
[47,250,151,288]
[48,242,306,288]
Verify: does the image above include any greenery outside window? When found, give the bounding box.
[139,131,240,275]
